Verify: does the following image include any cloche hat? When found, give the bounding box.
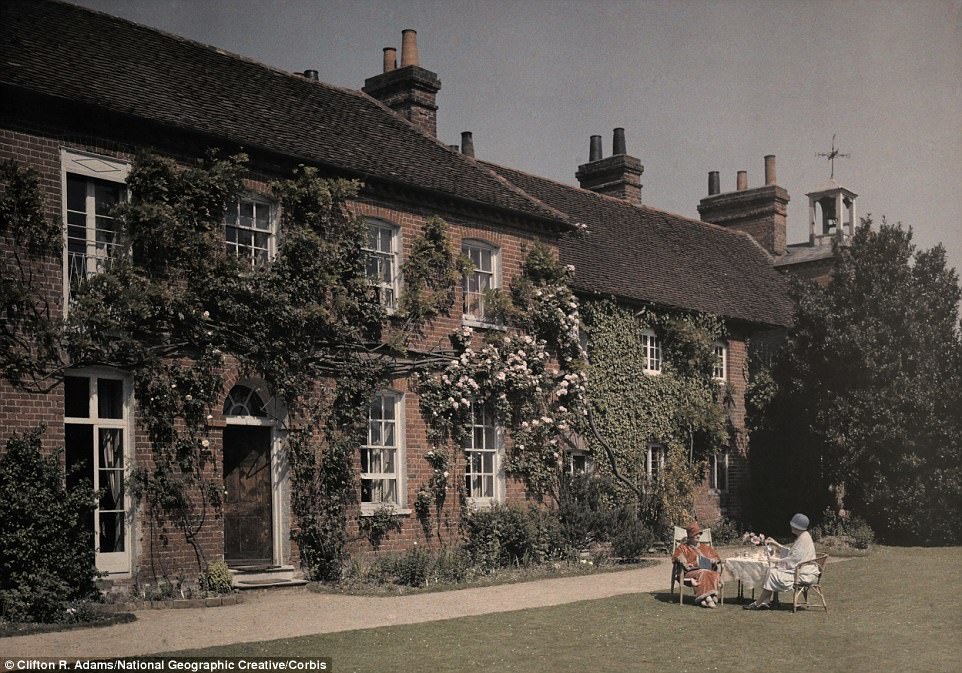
[790,513,809,531]
[686,522,702,538]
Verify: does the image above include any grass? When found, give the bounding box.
[166,546,961,673]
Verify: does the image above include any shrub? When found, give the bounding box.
[707,516,741,545]
[0,428,99,623]
[557,473,622,548]
[462,505,568,571]
[199,560,234,595]
[611,513,655,559]
[391,546,433,587]
[813,508,875,549]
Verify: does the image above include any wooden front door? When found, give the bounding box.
[223,426,273,565]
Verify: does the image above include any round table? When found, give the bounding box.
[724,554,774,603]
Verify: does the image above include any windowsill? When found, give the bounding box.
[360,506,412,517]
[643,369,662,376]
[461,317,507,331]
[463,498,502,511]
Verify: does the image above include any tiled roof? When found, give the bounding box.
[485,162,794,327]
[0,0,566,226]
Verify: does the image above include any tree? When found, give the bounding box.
[751,219,962,543]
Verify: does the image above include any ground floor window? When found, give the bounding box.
[361,392,403,509]
[463,402,502,505]
[709,451,729,492]
[645,443,666,485]
[63,370,131,573]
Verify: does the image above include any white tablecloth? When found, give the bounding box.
[723,557,773,589]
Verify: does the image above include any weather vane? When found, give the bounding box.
[815,134,850,179]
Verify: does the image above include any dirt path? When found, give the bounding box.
[1,560,674,658]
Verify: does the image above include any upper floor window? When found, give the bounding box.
[713,342,727,381]
[641,330,662,374]
[462,240,500,325]
[708,451,729,492]
[62,150,129,306]
[463,401,502,505]
[363,220,399,310]
[64,369,132,574]
[362,392,403,510]
[225,197,275,268]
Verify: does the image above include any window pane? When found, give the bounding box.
[360,448,371,473]
[99,512,125,552]
[382,448,396,473]
[383,423,395,447]
[225,202,238,226]
[65,376,90,417]
[67,176,86,212]
[94,182,121,215]
[254,204,270,230]
[369,421,381,446]
[97,378,124,419]
[99,470,124,510]
[65,423,94,488]
[240,201,254,228]
[361,479,374,503]
[99,428,124,469]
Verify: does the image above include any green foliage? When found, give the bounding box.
[579,300,730,532]
[751,219,962,543]
[706,516,742,545]
[610,517,655,559]
[461,505,566,572]
[199,560,235,595]
[0,428,99,623]
[0,162,63,388]
[359,506,403,551]
[812,508,875,550]
[557,473,623,548]
[398,216,464,326]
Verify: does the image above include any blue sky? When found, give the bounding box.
[72,0,962,278]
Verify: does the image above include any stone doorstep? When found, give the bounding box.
[229,564,308,590]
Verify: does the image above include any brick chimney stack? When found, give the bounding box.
[363,29,441,137]
[576,128,644,204]
[698,155,789,256]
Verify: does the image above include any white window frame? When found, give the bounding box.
[361,391,406,514]
[641,329,662,374]
[61,149,130,309]
[224,195,276,268]
[463,401,504,507]
[709,451,729,492]
[63,368,133,575]
[461,239,501,327]
[567,450,593,476]
[713,342,728,382]
[645,443,666,484]
[363,219,400,311]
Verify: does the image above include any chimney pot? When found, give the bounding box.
[460,131,475,158]
[612,128,627,156]
[737,171,748,191]
[708,171,720,196]
[382,47,397,73]
[589,135,603,162]
[401,29,419,67]
[302,69,319,81]
[764,155,776,185]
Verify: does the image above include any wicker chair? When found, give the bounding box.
[792,553,829,613]
[669,526,725,605]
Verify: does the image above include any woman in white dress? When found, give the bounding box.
[744,513,819,610]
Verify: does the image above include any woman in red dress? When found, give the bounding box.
[672,522,722,608]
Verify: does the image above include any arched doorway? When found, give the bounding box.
[222,383,282,567]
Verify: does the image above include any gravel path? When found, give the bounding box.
[1,560,674,658]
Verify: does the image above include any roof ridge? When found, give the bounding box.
[482,158,759,241]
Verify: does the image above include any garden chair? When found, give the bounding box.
[791,553,829,613]
[669,526,725,605]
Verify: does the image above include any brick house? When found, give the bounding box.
[2,0,791,584]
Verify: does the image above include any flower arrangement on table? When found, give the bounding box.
[741,531,767,546]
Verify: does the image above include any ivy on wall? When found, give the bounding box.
[579,299,731,533]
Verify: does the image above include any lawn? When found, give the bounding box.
[168,546,961,673]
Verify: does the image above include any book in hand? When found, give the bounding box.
[697,555,714,570]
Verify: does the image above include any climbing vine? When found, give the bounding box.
[579,300,730,533]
